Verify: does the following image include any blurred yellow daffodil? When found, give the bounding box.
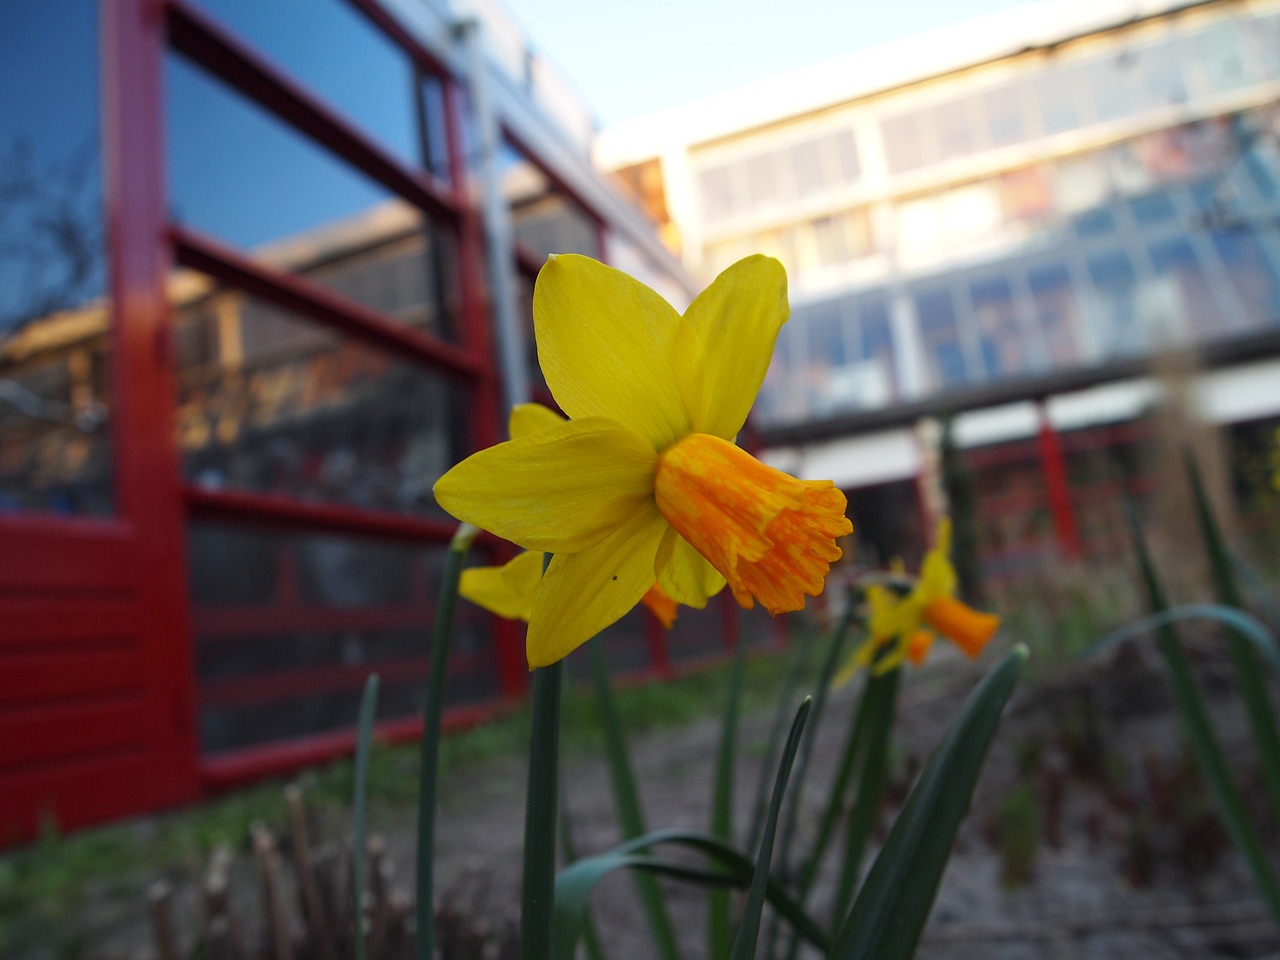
[838,518,999,681]
[435,254,852,667]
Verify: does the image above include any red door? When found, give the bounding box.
[0,0,200,842]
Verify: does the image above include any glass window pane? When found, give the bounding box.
[1036,62,1088,135]
[932,99,978,160]
[790,138,827,198]
[697,164,735,223]
[502,145,600,258]
[0,0,113,515]
[913,285,968,388]
[1089,55,1138,122]
[167,55,461,339]
[745,152,779,207]
[191,523,499,753]
[811,216,852,266]
[857,296,898,406]
[1138,37,1193,109]
[175,277,468,517]
[1210,229,1280,330]
[1149,237,1231,342]
[968,275,1029,379]
[983,81,1033,147]
[882,112,928,175]
[190,0,425,170]
[1027,262,1082,368]
[830,129,861,183]
[1199,20,1251,94]
[1086,250,1141,357]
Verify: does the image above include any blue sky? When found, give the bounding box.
[507,0,1035,127]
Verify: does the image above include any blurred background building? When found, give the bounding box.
[0,0,753,842]
[598,0,1280,575]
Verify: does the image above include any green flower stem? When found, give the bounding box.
[522,659,564,960]
[710,640,747,960]
[1186,453,1280,822]
[415,523,478,960]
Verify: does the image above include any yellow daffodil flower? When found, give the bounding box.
[435,254,852,667]
[458,403,684,629]
[839,518,999,680]
[460,550,681,627]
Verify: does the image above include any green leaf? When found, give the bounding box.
[588,641,681,960]
[551,829,830,960]
[830,646,1026,960]
[828,665,900,925]
[1105,510,1280,924]
[1185,452,1280,822]
[416,524,477,960]
[710,640,747,960]
[730,697,812,960]
[352,672,380,960]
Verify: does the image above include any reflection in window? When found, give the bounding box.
[1026,263,1081,368]
[501,141,600,259]
[882,112,931,175]
[0,0,112,514]
[1086,250,1141,358]
[167,55,460,339]
[1149,238,1231,342]
[175,278,467,516]
[914,286,969,388]
[191,523,499,753]
[1210,229,1280,330]
[984,81,1033,147]
[968,275,1029,379]
[189,0,426,171]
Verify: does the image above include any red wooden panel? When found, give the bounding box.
[0,696,151,773]
[0,646,142,704]
[0,751,155,843]
[0,599,141,647]
[194,605,436,640]
[0,518,136,595]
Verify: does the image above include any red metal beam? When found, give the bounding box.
[172,226,482,380]
[166,0,461,224]
[1035,401,1082,560]
[184,485,457,543]
[345,0,451,81]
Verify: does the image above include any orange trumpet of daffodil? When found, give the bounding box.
[458,403,680,629]
[435,254,852,667]
[839,518,999,680]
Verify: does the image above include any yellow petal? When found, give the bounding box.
[673,256,789,440]
[918,517,957,600]
[525,506,670,667]
[655,528,726,609]
[534,254,690,450]
[458,551,545,621]
[509,402,564,440]
[433,417,657,553]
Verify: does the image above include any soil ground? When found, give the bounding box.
[6,638,1280,960]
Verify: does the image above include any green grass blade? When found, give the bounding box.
[1123,512,1280,923]
[830,646,1026,960]
[746,625,816,855]
[415,523,477,960]
[352,672,380,960]
[710,639,748,960]
[1185,452,1280,821]
[1086,603,1280,674]
[587,641,681,960]
[521,660,564,960]
[730,697,813,960]
[559,779,607,960]
[551,829,832,960]
[825,666,900,925]
[764,610,853,959]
